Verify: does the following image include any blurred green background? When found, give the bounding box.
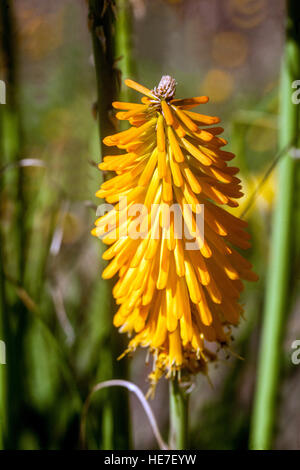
[0,0,300,450]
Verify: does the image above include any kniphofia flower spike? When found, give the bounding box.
[92,76,258,388]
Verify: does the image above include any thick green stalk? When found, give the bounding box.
[113,5,134,446]
[115,0,135,101]
[249,0,300,450]
[88,0,119,155]
[88,0,130,449]
[169,378,189,450]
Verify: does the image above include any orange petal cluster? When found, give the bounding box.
[92,76,258,386]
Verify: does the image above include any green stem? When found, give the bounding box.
[169,378,189,450]
[88,0,119,156]
[87,0,130,449]
[115,0,135,101]
[249,0,300,450]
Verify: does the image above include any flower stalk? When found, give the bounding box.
[250,0,300,450]
[115,0,135,102]
[169,378,189,450]
[88,0,131,449]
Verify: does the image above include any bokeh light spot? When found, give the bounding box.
[201,69,234,103]
[212,31,248,68]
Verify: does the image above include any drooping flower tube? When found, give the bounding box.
[92,76,258,387]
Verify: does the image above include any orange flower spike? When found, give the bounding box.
[92,75,258,389]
